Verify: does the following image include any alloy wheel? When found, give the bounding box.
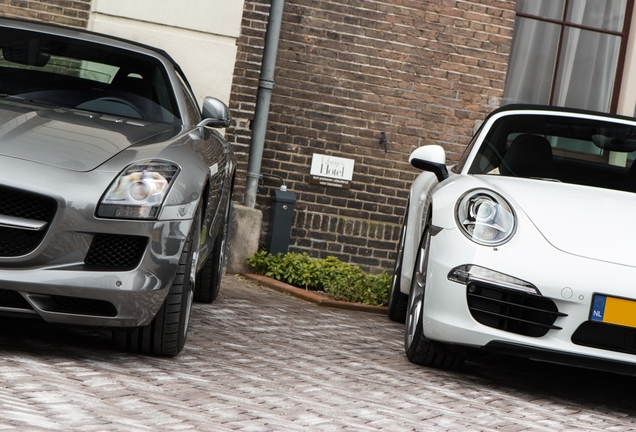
[405,228,430,350]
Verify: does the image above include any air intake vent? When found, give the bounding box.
[85,234,147,268]
[27,293,117,317]
[573,321,636,355]
[467,282,566,337]
[0,187,56,256]
[0,288,33,310]
[49,295,117,317]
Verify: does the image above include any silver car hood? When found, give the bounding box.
[481,175,636,267]
[0,103,178,171]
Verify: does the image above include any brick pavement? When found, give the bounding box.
[0,275,636,431]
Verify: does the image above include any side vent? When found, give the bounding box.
[467,282,567,337]
[85,234,147,268]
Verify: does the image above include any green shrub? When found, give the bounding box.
[247,251,390,306]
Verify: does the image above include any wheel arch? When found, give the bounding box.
[401,173,437,296]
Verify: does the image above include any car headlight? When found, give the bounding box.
[97,160,180,219]
[456,189,516,246]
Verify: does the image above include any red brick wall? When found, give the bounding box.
[0,0,91,28]
[228,0,517,273]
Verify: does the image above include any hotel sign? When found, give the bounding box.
[309,153,355,189]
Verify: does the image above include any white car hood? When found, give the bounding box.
[480,176,636,267]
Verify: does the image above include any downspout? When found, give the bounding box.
[243,0,285,208]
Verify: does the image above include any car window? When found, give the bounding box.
[468,113,636,192]
[0,27,181,124]
[175,69,201,124]
[0,56,122,84]
[454,125,483,173]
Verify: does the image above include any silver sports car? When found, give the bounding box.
[0,18,236,356]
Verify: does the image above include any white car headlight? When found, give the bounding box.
[456,189,516,246]
[97,160,180,219]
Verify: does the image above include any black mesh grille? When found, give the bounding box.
[48,295,117,317]
[0,289,32,310]
[85,234,147,268]
[0,187,56,256]
[0,187,56,221]
[467,282,567,337]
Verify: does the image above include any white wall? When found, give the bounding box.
[88,0,245,106]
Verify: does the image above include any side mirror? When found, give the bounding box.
[409,145,449,182]
[199,97,231,128]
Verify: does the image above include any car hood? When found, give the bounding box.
[0,103,178,171]
[479,175,636,267]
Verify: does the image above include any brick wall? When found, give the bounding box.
[0,0,91,28]
[228,0,517,273]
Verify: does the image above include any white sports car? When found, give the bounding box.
[389,105,636,374]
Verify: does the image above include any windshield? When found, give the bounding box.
[0,27,181,124]
[466,113,636,192]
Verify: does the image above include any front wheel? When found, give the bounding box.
[194,201,231,303]
[113,208,200,356]
[404,222,464,369]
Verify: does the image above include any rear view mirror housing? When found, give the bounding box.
[409,145,449,182]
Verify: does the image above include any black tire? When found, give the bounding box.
[194,201,231,303]
[113,210,200,356]
[388,204,409,322]
[404,221,464,369]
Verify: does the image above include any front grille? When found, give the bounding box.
[0,187,56,256]
[467,282,567,337]
[572,321,636,355]
[0,187,56,220]
[85,234,147,268]
[0,288,33,310]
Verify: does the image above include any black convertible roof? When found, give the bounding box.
[0,17,179,69]
[490,104,636,122]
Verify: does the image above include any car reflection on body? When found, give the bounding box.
[389,104,636,374]
[0,18,236,356]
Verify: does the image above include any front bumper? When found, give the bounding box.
[424,226,636,367]
[0,218,193,328]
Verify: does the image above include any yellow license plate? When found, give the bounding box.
[591,294,636,328]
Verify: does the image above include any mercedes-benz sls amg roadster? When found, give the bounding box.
[0,18,235,356]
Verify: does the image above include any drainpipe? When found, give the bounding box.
[243,0,285,208]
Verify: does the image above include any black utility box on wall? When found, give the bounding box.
[267,188,296,255]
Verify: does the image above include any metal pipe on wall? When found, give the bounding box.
[243,0,285,208]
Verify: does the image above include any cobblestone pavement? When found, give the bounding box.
[1,275,636,431]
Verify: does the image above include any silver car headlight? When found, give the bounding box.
[97,160,180,219]
[456,189,516,246]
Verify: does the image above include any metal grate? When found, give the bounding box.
[467,282,567,337]
[48,295,117,317]
[85,234,147,268]
[0,187,56,256]
[0,288,33,310]
[0,187,56,221]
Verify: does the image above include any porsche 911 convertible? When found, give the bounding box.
[0,18,236,356]
[390,104,636,374]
